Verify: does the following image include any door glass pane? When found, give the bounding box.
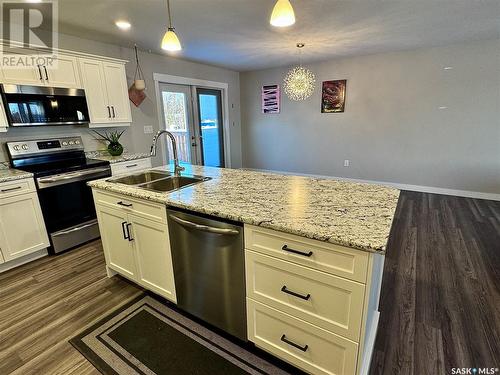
[161,91,191,163]
[198,91,224,167]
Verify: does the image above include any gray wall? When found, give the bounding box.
[240,39,500,194]
[0,32,242,167]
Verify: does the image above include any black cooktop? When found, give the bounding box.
[11,151,110,178]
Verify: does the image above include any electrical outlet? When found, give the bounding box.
[344,160,350,167]
[144,125,154,134]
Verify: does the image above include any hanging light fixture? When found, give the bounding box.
[283,43,315,101]
[270,0,296,27]
[161,0,182,52]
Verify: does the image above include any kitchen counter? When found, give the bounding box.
[88,164,400,253]
[85,151,150,164]
[0,163,33,183]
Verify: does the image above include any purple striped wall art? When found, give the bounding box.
[262,84,280,114]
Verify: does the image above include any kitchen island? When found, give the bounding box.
[88,164,400,375]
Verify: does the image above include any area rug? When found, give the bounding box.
[69,295,298,375]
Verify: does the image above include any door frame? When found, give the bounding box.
[153,73,232,168]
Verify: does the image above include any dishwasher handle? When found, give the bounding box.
[169,214,240,235]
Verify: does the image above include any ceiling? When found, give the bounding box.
[57,0,500,71]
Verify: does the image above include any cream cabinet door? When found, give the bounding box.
[45,55,81,88]
[96,204,136,279]
[79,58,111,124]
[0,65,44,86]
[128,214,176,302]
[102,62,132,123]
[0,192,49,262]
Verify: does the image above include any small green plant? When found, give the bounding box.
[92,130,125,144]
[92,130,125,156]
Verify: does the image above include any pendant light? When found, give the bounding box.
[283,43,315,101]
[270,0,295,27]
[161,0,182,52]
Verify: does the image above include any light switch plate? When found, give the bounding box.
[144,125,154,134]
[344,160,350,167]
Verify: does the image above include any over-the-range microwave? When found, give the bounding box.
[1,84,90,127]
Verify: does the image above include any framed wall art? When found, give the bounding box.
[321,79,346,113]
[261,84,280,114]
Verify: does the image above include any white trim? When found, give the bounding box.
[245,168,500,201]
[359,311,380,375]
[0,39,128,63]
[152,73,232,168]
[0,249,48,273]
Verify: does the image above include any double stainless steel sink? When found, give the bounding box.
[108,170,210,192]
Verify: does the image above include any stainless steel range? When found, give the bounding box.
[6,136,111,254]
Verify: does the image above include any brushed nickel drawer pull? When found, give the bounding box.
[282,245,313,257]
[1,186,22,192]
[280,334,308,352]
[126,164,138,168]
[281,285,311,301]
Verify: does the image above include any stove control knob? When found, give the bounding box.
[74,140,80,145]
[21,144,29,150]
[69,141,74,145]
[62,141,68,146]
[13,145,20,151]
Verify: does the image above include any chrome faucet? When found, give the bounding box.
[150,130,185,176]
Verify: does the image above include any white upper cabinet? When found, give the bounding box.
[102,62,132,123]
[0,53,81,88]
[79,58,111,124]
[79,58,132,127]
[44,54,82,88]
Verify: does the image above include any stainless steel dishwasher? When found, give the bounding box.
[167,209,247,341]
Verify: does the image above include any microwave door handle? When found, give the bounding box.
[169,215,239,235]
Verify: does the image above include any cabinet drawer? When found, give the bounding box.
[247,299,358,375]
[93,190,166,223]
[245,225,369,283]
[0,178,35,198]
[246,250,365,341]
[110,158,152,176]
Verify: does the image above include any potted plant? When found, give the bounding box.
[93,130,125,156]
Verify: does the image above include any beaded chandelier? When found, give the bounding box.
[283,43,315,101]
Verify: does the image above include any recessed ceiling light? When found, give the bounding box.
[115,20,131,30]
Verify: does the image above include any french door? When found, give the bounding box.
[158,83,225,167]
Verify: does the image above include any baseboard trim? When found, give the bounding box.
[244,168,500,201]
[0,249,48,273]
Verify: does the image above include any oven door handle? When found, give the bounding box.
[38,167,110,183]
[37,167,110,188]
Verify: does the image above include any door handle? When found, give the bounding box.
[43,66,48,81]
[111,106,116,118]
[126,223,133,241]
[107,106,111,118]
[282,245,313,257]
[169,214,239,235]
[280,334,308,352]
[121,221,129,240]
[281,285,311,301]
[37,65,43,81]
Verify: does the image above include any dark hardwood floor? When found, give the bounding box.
[0,241,142,375]
[0,192,498,374]
[371,192,500,375]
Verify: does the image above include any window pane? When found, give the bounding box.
[199,94,222,167]
[162,92,187,132]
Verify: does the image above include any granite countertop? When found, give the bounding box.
[0,162,33,183]
[85,151,150,164]
[88,164,400,253]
